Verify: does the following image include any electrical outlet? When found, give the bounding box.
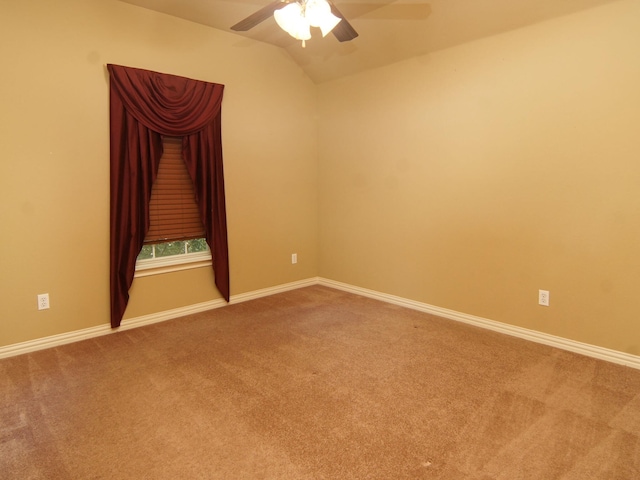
[37,293,50,310]
[538,290,549,307]
[291,253,298,264]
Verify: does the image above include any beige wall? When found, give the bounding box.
[318,0,640,355]
[2,0,639,357]
[0,0,318,346]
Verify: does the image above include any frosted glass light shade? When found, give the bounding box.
[306,0,342,36]
[274,3,311,40]
[305,0,330,27]
[317,11,341,37]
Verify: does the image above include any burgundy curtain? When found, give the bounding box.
[108,64,229,328]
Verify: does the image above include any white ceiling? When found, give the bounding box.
[118,0,619,83]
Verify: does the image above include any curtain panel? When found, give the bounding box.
[108,64,229,328]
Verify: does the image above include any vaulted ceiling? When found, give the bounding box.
[119,0,620,83]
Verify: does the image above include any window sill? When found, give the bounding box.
[134,252,212,278]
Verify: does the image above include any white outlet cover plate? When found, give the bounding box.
[538,290,549,306]
[38,294,50,310]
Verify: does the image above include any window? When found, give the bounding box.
[135,239,211,276]
[135,137,212,277]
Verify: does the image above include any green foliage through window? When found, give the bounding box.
[137,238,209,261]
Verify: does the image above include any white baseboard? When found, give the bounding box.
[0,278,318,359]
[318,278,640,370]
[229,277,319,304]
[2,276,639,370]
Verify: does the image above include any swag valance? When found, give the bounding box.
[108,64,229,328]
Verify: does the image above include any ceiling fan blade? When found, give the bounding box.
[231,0,288,32]
[329,1,359,42]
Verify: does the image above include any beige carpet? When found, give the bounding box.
[1,285,639,479]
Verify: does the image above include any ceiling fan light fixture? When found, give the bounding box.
[274,0,342,43]
[274,3,311,40]
[231,0,357,45]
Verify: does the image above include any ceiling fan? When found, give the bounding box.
[231,0,359,46]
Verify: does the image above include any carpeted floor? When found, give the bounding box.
[1,285,639,479]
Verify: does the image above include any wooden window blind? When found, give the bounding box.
[144,136,205,244]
